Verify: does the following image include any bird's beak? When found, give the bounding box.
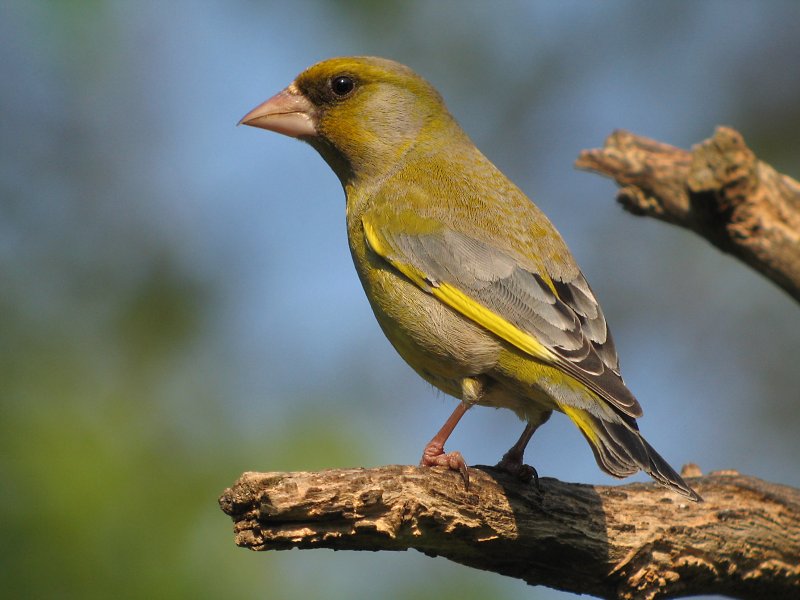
[238,86,316,138]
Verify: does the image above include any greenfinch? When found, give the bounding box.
[241,56,700,501]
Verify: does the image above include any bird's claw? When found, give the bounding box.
[496,455,539,488]
[420,443,470,489]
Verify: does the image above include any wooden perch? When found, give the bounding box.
[219,466,800,599]
[575,126,800,303]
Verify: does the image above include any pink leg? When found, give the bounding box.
[496,410,552,485]
[420,402,471,488]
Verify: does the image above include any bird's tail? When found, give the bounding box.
[562,406,701,502]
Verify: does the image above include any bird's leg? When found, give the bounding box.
[496,410,552,485]
[420,401,470,486]
[420,377,483,489]
[496,423,538,485]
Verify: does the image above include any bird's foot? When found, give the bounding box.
[495,453,539,488]
[420,441,470,489]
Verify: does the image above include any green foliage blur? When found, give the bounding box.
[1,2,798,599]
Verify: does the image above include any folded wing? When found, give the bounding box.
[363,213,642,418]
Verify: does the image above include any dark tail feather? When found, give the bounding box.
[563,406,702,502]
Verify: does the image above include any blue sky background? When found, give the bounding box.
[2,2,798,598]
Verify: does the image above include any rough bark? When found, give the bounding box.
[219,466,800,599]
[575,126,800,303]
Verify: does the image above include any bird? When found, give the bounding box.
[240,56,701,501]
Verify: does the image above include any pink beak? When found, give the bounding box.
[239,87,316,138]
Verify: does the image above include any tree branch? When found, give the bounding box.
[219,466,800,599]
[575,126,800,303]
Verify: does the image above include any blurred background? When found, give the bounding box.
[2,1,798,598]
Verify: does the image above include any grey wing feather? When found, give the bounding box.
[382,226,643,418]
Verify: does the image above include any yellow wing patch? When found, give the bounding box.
[431,283,555,362]
[363,216,557,364]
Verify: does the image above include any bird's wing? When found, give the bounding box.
[362,212,642,418]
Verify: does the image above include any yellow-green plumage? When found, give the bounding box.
[241,56,700,501]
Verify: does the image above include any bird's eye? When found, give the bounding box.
[331,75,355,97]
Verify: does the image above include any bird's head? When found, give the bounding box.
[240,56,458,184]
